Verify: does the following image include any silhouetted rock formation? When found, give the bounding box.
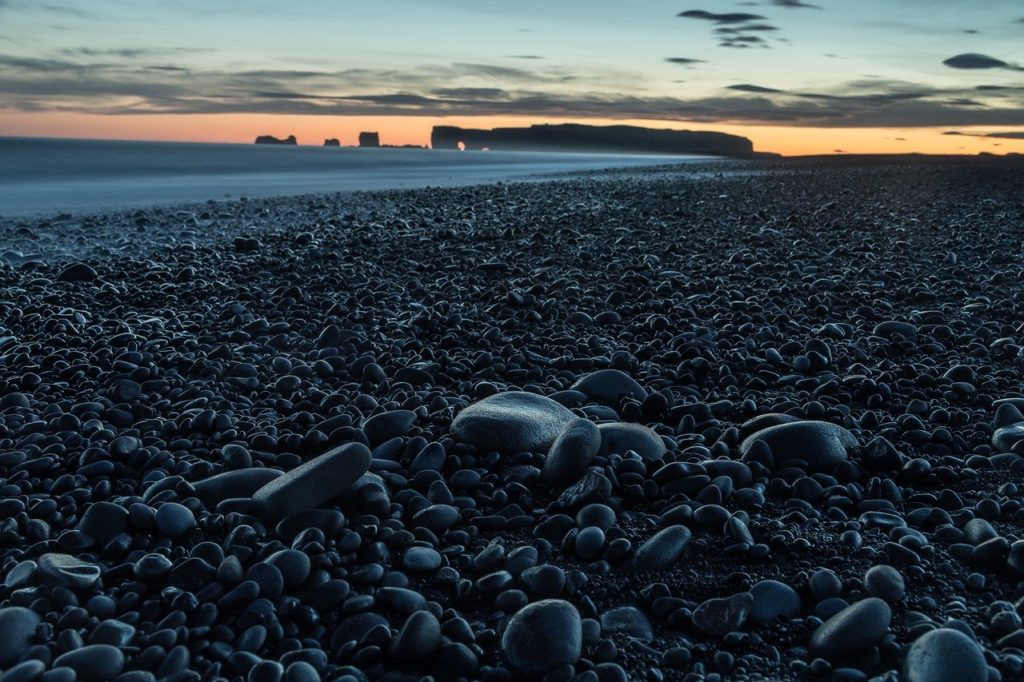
[359,132,381,148]
[324,138,340,147]
[431,123,759,157]
[255,135,297,145]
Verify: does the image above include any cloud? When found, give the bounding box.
[678,8,784,48]
[716,24,779,32]
[944,130,1024,139]
[60,47,212,59]
[677,10,765,23]
[1,51,1023,129]
[0,0,103,18]
[943,53,1023,71]
[727,83,784,93]
[506,55,544,60]
[770,0,820,8]
[665,57,705,65]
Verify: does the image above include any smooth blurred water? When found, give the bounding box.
[0,137,708,217]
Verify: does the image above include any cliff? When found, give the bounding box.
[430,123,759,157]
[255,135,297,145]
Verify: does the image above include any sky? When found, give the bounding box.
[0,0,1022,155]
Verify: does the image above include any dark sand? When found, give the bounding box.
[1,155,1024,681]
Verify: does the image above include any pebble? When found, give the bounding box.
[810,598,892,658]
[38,553,101,590]
[601,606,654,642]
[192,468,284,507]
[692,592,754,636]
[598,422,667,460]
[749,580,801,624]
[501,599,582,673]
[903,628,988,682]
[53,644,126,681]
[154,502,195,537]
[863,565,905,602]
[543,418,602,487]
[451,391,576,453]
[739,420,856,471]
[390,610,441,662]
[252,442,372,521]
[0,607,41,665]
[571,369,648,402]
[633,525,692,571]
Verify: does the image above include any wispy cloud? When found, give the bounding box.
[678,10,765,23]
[943,53,1024,71]
[944,130,1024,139]
[678,7,788,48]
[770,0,820,8]
[1,51,1022,130]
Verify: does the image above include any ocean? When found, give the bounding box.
[0,137,709,217]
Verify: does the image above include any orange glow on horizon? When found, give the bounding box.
[0,111,1021,157]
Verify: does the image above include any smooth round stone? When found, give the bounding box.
[90,619,136,646]
[411,504,460,532]
[739,420,856,472]
[252,442,372,522]
[0,606,41,665]
[810,598,891,659]
[570,369,647,402]
[451,391,576,454]
[332,612,389,646]
[362,409,417,446]
[903,628,987,682]
[155,502,195,537]
[634,525,692,571]
[38,553,101,590]
[192,468,284,507]
[600,606,654,642]
[403,547,442,572]
[575,526,606,561]
[284,661,320,682]
[597,422,667,460]
[77,501,129,546]
[501,599,582,674]
[749,580,801,624]
[864,565,905,602]
[738,413,801,440]
[872,320,918,338]
[53,644,125,681]
[577,503,616,530]
[0,391,30,409]
[0,660,46,682]
[220,443,252,469]
[265,549,312,588]
[112,379,141,402]
[692,592,754,636]
[542,418,601,488]
[993,423,1024,452]
[993,402,1023,429]
[57,262,98,282]
[390,610,441,662]
[276,509,345,542]
[409,442,446,474]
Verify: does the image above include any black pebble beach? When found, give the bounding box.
[2,155,1024,681]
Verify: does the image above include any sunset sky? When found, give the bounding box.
[0,0,1023,155]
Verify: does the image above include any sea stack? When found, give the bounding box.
[359,132,381,148]
[324,138,340,147]
[255,135,297,145]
